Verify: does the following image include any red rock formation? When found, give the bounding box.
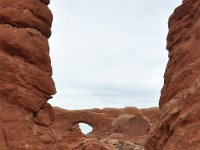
[145,0,200,149]
[52,107,159,150]
[0,0,58,149]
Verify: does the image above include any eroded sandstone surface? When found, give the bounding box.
[145,0,200,149]
[0,0,57,149]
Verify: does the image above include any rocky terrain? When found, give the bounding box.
[52,107,159,150]
[0,0,199,149]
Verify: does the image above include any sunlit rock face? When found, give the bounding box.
[145,0,200,149]
[0,0,58,149]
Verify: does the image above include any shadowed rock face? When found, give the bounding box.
[0,0,58,149]
[145,0,200,149]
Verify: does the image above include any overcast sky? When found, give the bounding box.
[48,0,181,110]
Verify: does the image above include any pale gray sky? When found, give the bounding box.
[49,0,181,110]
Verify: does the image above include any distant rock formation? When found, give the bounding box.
[145,0,200,149]
[0,0,57,149]
[52,107,159,150]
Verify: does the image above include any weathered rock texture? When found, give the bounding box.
[145,0,200,149]
[0,0,58,149]
[53,107,159,150]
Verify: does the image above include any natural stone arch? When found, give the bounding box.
[59,109,114,134]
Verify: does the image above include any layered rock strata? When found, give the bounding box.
[145,0,200,149]
[0,0,57,149]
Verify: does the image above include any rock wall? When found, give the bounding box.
[145,0,200,149]
[0,0,58,149]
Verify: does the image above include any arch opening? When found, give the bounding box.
[79,123,93,135]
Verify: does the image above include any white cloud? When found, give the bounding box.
[49,0,182,110]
